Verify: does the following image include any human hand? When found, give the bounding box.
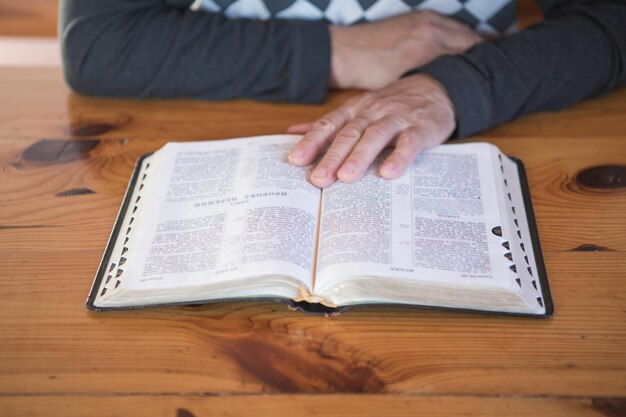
[288,74,456,188]
[329,11,481,90]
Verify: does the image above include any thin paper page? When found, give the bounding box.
[315,143,510,296]
[406,143,508,284]
[120,135,320,292]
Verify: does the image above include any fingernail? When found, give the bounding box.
[340,163,354,176]
[382,162,395,174]
[290,149,304,159]
[312,167,327,178]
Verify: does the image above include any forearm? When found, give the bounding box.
[59,0,330,103]
[414,0,626,137]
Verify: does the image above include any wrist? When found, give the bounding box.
[408,73,458,138]
[328,26,352,89]
[421,74,456,115]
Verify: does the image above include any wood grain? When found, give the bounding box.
[0,0,58,37]
[1,249,625,396]
[1,395,624,417]
[2,130,625,252]
[0,3,619,416]
[1,66,625,415]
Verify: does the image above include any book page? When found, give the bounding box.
[315,143,513,301]
[119,135,320,295]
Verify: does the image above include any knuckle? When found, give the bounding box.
[314,117,336,131]
[361,92,379,106]
[398,130,421,146]
[398,139,421,156]
[418,22,442,39]
[366,123,390,138]
[367,99,387,113]
[300,136,322,147]
[349,148,370,163]
[379,95,396,106]
[397,129,425,151]
[385,113,407,127]
[333,136,358,150]
[338,125,362,139]
[417,13,437,28]
[322,151,344,167]
[337,106,352,120]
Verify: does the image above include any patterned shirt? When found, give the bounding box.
[191,0,517,35]
[60,0,626,137]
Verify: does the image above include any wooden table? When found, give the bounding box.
[0,67,625,416]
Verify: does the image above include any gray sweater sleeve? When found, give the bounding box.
[59,0,330,103]
[414,0,626,138]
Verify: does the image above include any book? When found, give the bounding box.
[87,135,553,316]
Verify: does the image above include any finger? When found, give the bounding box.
[428,11,474,32]
[444,28,482,52]
[424,13,482,49]
[429,26,480,52]
[309,115,373,188]
[288,107,351,166]
[435,21,482,50]
[379,127,427,179]
[338,115,407,183]
[287,122,313,134]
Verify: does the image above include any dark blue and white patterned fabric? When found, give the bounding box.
[190,0,517,35]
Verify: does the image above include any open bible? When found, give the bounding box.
[87,135,553,316]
